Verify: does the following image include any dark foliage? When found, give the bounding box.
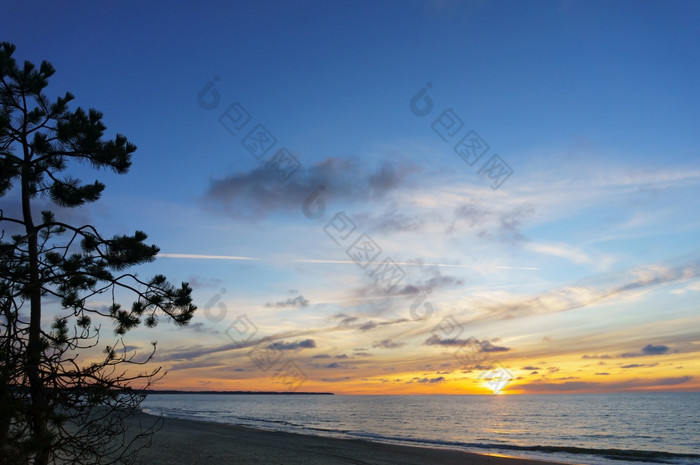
[0,42,196,464]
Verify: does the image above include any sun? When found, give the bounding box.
[479,363,514,395]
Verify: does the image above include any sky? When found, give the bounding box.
[2,0,699,394]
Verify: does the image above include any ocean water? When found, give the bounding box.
[141,392,700,465]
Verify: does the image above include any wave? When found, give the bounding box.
[263,423,700,464]
[252,419,700,464]
[331,432,700,465]
[142,407,700,465]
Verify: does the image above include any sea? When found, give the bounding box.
[141,392,700,465]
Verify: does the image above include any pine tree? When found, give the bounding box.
[0,42,196,464]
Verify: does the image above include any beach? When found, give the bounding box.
[129,411,562,465]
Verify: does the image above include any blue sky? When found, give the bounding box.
[3,0,699,393]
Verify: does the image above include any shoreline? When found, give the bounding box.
[127,411,566,465]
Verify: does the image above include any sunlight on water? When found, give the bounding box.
[142,392,700,465]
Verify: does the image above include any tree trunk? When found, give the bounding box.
[21,139,50,465]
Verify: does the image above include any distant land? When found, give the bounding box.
[146,390,334,395]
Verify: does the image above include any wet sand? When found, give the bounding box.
[129,411,565,465]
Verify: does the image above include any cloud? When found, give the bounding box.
[312,354,332,359]
[184,275,226,289]
[203,157,418,219]
[122,345,140,352]
[498,206,533,242]
[157,325,329,362]
[325,361,354,369]
[521,366,541,370]
[373,339,405,349]
[416,376,446,384]
[267,339,316,351]
[525,242,597,266]
[338,272,465,315]
[334,314,359,327]
[520,382,599,392]
[621,364,645,369]
[452,202,487,229]
[394,272,464,296]
[266,294,309,308]
[177,322,219,334]
[479,340,510,352]
[356,207,426,233]
[424,335,475,347]
[621,344,671,358]
[158,341,255,362]
[649,376,694,386]
[168,360,224,371]
[425,274,465,288]
[582,354,612,359]
[423,335,510,353]
[473,257,700,325]
[423,334,510,352]
[447,202,534,242]
[519,376,693,393]
[642,344,671,355]
[337,314,409,332]
[321,377,352,383]
[358,321,378,331]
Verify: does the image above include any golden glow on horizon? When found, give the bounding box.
[123,317,700,395]
[148,354,700,395]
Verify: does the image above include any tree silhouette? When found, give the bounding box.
[0,42,196,464]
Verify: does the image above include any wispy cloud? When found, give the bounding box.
[373,339,405,349]
[424,335,475,347]
[525,242,598,266]
[469,258,700,324]
[519,376,694,393]
[267,339,316,351]
[266,295,310,308]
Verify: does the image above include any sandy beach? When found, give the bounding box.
[127,411,564,465]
